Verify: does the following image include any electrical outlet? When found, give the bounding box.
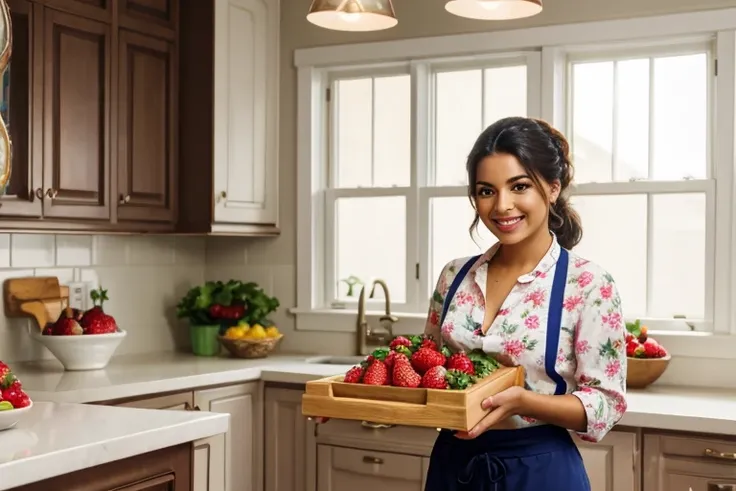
[67,282,89,311]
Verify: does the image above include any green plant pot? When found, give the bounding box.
[190,324,221,356]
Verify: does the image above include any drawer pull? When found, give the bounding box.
[361,421,393,430]
[704,448,736,460]
[362,455,384,465]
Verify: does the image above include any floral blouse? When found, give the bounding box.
[424,237,627,443]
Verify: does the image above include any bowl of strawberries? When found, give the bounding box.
[625,320,670,389]
[0,361,33,431]
[30,287,126,371]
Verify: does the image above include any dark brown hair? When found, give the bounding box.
[466,116,583,250]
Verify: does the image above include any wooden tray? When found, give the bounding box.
[301,365,525,432]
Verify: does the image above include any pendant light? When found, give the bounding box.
[445,0,543,20]
[307,0,398,32]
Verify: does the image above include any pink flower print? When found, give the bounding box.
[577,271,594,288]
[520,416,538,424]
[533,270,547,279]
[592,420,608,433]
[578,373,594,385]
[579,386,594,394]
[557,348,566,363]
[497,308,511,316]
[455,291,474,306]
[429,310,439,326]
[615,398,627,415]
[602,312,623,330]
[524,289,546,308]
[524,315,540,329]
[502,339,525,358]
[579,434,596,443]
[563,295,583,312]
[574,258,590,268]
[575,340,591,355]
[605,359,621,378]
[473,328,483,336]
[599,283,613,300]
[441,322,455,336]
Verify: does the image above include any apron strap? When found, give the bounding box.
[439,254,481,329]
[545,247,569,396]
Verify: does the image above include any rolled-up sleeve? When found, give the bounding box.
[571,272,628,443]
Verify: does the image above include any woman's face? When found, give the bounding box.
[473,152,559,246]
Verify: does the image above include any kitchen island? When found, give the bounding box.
[0,401,229,491]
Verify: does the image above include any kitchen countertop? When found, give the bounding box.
[10,351,736,438]
[0,400,229,490]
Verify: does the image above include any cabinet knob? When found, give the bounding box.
[34,188,43,201]
[45,188,58,199]
[216,190,227,203]
[119,194,131,205]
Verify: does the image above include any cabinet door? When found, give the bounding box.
[194,433,227,491]
[114,391,194,410]
[317,445,427,491]
[195,382,264,491]
[573,430,639,491]
[212,0,278,226]
[116,29,176,224]
[264,388,317,491]
[644,433,736,491]
[118,0,177,37]
[41,7,111,220]
[0,0,43,217]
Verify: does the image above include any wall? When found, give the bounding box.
[0,233,206,363]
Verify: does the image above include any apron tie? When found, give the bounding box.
[458,453,507,491]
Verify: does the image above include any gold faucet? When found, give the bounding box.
[356,279,399,355]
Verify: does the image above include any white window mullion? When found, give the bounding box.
[323,191,337,308]
[525,51,543,119]
[570,180,712,196]
[714,30,735,334]
[540,47,567,130]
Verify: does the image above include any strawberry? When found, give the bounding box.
[421,366,448,389]
[363,360,389,385]
[81,286,118,334]
[638,326,648,343]
[421,338,438,351]
[642,339,662,359]
[389,336,412,350]
[2,387,30,408]
[52,308,83,335]
[344,365,365,383]
[625,339,640,357]
[0,362,10,387]
[446,353,475,375]
[410,347,446,375]
[392,359,421,388]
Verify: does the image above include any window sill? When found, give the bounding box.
[289,308,736,360]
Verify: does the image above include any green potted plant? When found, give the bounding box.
[176,280,279,356]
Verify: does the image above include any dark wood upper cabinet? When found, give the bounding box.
[39,0,112,23]
[116,29,176,223]
[119,0,177,39]
[41,8,111,221]
[0,0,42,217]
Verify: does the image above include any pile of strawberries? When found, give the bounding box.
[0,361,31,409]
[625,320,667,359]
[42,286,119,336]
[343,334,500,390]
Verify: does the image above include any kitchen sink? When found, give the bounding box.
[304,355,365,365]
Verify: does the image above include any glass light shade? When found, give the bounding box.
[444,0,543,20]
[307,0,398,32]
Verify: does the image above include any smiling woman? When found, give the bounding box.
[421,117,627,491]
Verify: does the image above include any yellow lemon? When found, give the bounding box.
[249,324,267,339]
[224,327,241,339]
[265,326,280,338]
[237,319,250,329]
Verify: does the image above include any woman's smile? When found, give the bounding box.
[492,215,526,233]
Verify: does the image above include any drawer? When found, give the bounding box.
[320,445,425,480]
[317,418,438,456]
[648,433,736,461]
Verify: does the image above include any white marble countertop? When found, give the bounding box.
[0,401,229,490]
[10,351,736,438]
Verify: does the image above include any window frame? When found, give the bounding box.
[293,8,736,342]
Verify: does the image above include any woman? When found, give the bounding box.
[423,117,627,490]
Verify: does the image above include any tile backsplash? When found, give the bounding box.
[0,233,206,363]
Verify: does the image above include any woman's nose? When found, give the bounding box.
[495,191,514,212]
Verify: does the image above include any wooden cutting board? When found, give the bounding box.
[3,276,70,330]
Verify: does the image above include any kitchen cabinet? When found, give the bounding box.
[110,382,263,491]
[1,0,177,232]
[178,0,280,236]
[9,442,191,491]
[643,431,736,491]
[264,386,317,491]
[573,429,640,491]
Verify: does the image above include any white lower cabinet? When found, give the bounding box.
[573,430,640,491]
[110,382,262,491]
[316,445,429,491]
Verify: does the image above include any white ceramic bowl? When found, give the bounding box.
[0,400,33,431]
[30,329,127,371]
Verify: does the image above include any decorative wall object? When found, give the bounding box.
[0,0,11,197]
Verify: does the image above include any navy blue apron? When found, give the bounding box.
[425,247,591,491]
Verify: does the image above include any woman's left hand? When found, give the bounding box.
[455,385,528,440]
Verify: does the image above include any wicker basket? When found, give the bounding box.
[218,334,284,359]
[626,355,671,389]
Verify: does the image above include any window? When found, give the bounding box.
[295,12,736,336]
[323,56,538,311]
[566,43,715,327]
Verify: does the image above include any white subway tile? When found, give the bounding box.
[0,234,9,268]
[92,235,129,265]
[35,267,75,285]
[11,234,55,268]
[56,235,92,266]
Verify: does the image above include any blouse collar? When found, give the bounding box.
[471,233,561,285]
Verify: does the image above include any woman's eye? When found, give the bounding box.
[512,183,530,192]
[477,187,493,197]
